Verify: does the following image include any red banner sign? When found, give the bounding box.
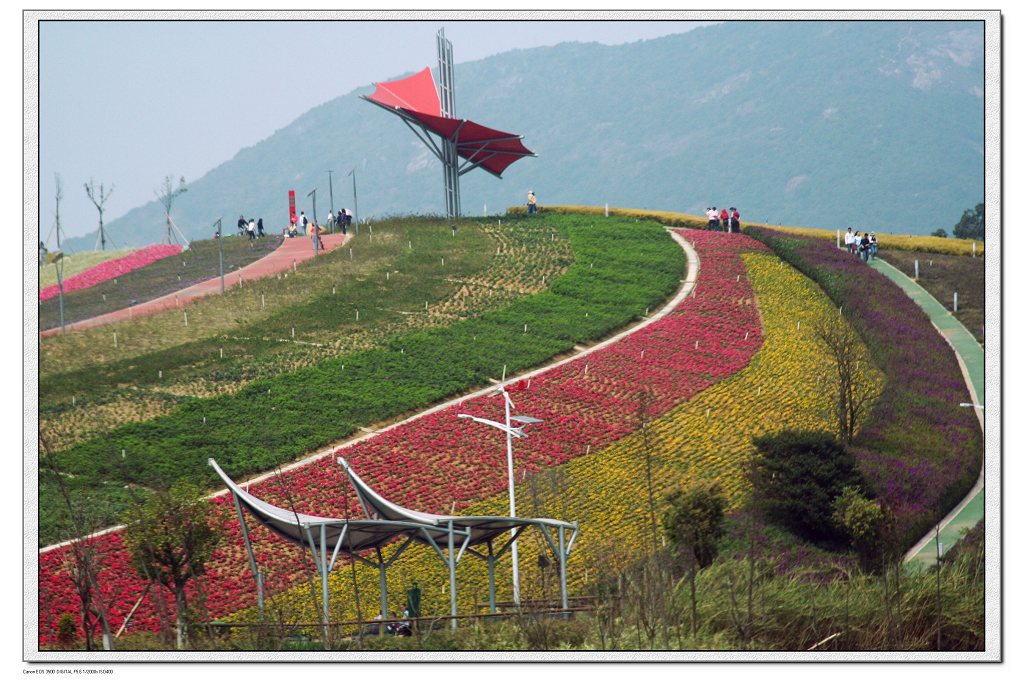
[288,190,296,225]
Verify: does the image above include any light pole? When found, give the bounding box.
[214,218,224,294]
[348,168,359,235]
[307,189,319,256]
[327,170,335,230]
[458,387,542,606]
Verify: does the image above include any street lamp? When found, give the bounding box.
[458,386,542,605]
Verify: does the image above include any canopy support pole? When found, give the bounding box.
[231,494,264,618]
[487,540,497,613]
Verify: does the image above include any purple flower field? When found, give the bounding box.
[746,228,983,548]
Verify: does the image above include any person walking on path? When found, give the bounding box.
[327,210,335,233]
[237,215,247,236]
[844,228,855,254]
[869,232,878,259]
[338,208,348,235]
[859,232,871,262]
[709,207,720,231]
[247,219,256,241]
[527,191,538,215]
[720,207,730,232]
[257,218,265,238]
[731,207,741,233]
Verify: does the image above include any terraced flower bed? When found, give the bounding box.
[39,248,135,290]
[38,215,680,549]
[39,244,184,303]
[234,249,882,623]
[36,226,712,645]
[38,238,282,331]
[39,221,568,453]
[746,227,984,547]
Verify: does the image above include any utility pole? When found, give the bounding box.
[327,170,335,227]
[307,189,319,257]
[307,188,318,225]
[348,168,359,235]
[214,218,224,294]
[85,179,114,251]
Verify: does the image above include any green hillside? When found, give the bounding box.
[71,20,983,250]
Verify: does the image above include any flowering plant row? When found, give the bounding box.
[745,227,983,547]
[228,250,881,623]
[37,229,765,644]
[39,244,183,301]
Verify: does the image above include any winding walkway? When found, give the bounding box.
[868,257,986,569]
[40,233,348,337]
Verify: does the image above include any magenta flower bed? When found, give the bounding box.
[39,244,183,301]
[36,231,769,646]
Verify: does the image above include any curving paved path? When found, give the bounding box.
[40,233,349,337]
[868,257,986,569]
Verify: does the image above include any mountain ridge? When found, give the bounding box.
[64,20,983,250]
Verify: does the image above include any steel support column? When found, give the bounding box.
[231,494,264,618]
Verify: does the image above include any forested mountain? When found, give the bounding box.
[69,20,984,249]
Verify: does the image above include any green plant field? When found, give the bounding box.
[38,236,283,330]
[38,220,569,451]
[39,215,684,545]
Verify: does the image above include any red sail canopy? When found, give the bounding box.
[365,67,441,116]
[364,68,534,178]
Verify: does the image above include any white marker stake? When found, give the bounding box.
[757,386,762,396]
[744,331,749,341]
[293,261,297,273]
[425,301,429,310]
[184,312,188,327]
[175,295,179,308]
[72,396,75,406]
[640,350,645,360]
[441,257,445,268]
[386,272,390,281]
[203,417,206,424]
[220,348,223,359]
[291,327,295,338]
[524,324,528,333]
[973,242,977,257]
[350,248,353,260]
[502,365,507,381]
[159,370,162,379]
[797,321,801,330]
[122,449,126,459]
[605,203,609,217]
[262,294,266,309]
[584,364,589,375]
[102,294,106,301]
[527,378,531,389]
[645,307,649,316]
[706,408,710,420]
[914,260,919,279]
[356,310,359,321]
[954,292,959,313]
[409,241,412,249]
[587,445,591,455]
[695,340,699,350]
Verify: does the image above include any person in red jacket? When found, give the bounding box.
[720,207,730,232]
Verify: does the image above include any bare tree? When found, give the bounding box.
[813,313,880,445]
[634,387,659,555]
[84,179,115,251]
[39,437,116,650]
[155,175,189,246]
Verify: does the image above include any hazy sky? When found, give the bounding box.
[37,19,714,244]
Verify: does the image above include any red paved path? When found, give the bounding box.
[41,233,348,336]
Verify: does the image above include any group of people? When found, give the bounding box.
[235,215,265,241]
[288,209,353,239]
[368,606,413,637]
[705,206,741,233]
[844,227,878,262]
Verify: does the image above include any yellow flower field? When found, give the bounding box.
[223,252,884,627]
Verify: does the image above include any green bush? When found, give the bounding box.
[751,430,868,545]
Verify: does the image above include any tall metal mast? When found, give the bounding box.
[436,29,460,218]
